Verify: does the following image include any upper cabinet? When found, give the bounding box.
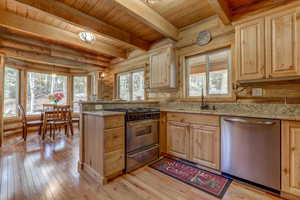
[236,18,265,81]
[266,9,300,78]
[236,7,300,81]
[149,47,176,89]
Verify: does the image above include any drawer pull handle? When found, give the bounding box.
[128,145,159,158]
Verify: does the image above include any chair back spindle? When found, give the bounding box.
[18,104,27,124]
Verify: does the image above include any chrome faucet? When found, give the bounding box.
[200,88,209,110]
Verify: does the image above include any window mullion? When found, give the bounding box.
[206,54,209,97]
[130,72,133,101]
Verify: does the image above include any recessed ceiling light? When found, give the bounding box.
[79,32,96,43]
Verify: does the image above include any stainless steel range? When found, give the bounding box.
[105,108,160,172]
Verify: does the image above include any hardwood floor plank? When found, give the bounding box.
[0,132,286,200]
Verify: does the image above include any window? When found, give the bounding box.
[117,69,144,101]
[27,72,68,114]
[186,49,231,97]
[4,67,19,117]
[73,76,88,112]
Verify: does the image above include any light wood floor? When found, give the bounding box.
[0,132,285,200]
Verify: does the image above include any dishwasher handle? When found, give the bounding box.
[223,118,276,125]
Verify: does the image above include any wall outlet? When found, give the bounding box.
[95,105,103,110]
[252,88,263,96]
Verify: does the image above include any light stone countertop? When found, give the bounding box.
[160,108,300,121]
[79,100,159,104]
[82,111,126,117]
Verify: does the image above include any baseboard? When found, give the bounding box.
[281,191,300,200]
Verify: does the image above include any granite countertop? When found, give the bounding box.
[159,108,300,121]
[80,100,159,104]
[82,111,126,117]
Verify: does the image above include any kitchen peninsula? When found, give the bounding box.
[78,110,125,184]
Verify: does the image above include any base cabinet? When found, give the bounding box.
[79,113,125,184]
[282,121,300,198]
[166,113,220,170]
[190,125,220,170]
[167,121,189,160]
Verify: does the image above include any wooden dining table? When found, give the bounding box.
[40,105,74,140]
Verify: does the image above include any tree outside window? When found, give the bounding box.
[4,67,19,117]
[73,76,88,112]
[117,69,144,101]
[27,72,67,114]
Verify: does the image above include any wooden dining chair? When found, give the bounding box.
[43,105,74,140]
[42,104,57,111]
[18,104,43,141]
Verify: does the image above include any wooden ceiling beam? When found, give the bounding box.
[7,58,91,74]
[6,58,72,73]
[0,30,111,63]
[0,10,126,58]
[207,0,232,24]
[14,0,150,51]
[112,0,179,41]
[0,38,109,67]
[0,47,105,71]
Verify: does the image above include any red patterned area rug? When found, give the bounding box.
[149,156,231,198]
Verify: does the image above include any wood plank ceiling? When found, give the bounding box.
[0,0,294,67]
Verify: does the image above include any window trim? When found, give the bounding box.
[185,48,232,99]
[116,68,145,101]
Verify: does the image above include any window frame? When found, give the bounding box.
[185,48,232,99]
[3,66,20,118]
[26,71,69,115]
[73,75,88,112]
[116,68,145,101]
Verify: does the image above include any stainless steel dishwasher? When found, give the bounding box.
[221,117,281,191]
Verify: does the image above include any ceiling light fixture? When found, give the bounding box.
[143,0,160,4]
[79,32,96,43]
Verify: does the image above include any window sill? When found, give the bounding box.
[4,116,20,123]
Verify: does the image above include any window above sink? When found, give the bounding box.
[185,48,232,99]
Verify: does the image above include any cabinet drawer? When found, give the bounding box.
[167,112,219,126]
[104,127,124,153]
[104,115,124,129]
[104,149,124,176]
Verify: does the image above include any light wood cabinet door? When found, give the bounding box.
[167,121,189,159]
[282,121,300,197]
[266,8,300,78]
[149,48,176,89]
[150,49,170,88]
[236,18,265,81]
[190,124,220,170]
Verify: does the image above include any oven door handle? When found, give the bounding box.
[127,119,159,126]
[127,145,159,158]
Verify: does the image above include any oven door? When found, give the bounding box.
[126,145,159,173]
[126,119,159,153]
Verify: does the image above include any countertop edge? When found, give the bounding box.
[82,111,126,117]
[160,108,300,121]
